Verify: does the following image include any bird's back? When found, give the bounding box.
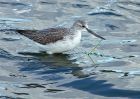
[16,28,70,45]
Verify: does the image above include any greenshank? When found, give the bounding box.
[16,20,105,54]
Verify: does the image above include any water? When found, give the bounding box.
[0,0,140,99]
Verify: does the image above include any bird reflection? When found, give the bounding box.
[18,52,89,78]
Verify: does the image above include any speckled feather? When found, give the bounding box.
[16,28,71,45]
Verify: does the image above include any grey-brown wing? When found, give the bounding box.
[16,28,69,45]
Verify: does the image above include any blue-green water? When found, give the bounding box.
[0,0,140,99]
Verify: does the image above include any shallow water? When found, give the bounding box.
[0,0,140,99]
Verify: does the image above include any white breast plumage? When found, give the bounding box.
[37,31,82,54]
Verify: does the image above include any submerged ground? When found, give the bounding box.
[0,0,140,99]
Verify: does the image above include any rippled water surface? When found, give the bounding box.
[0,0,140,99]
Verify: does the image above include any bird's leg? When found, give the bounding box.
[90,40,103,54]
[85,40,103,67]
[86,52,96,64]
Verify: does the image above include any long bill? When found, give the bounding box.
[86,28,106,40]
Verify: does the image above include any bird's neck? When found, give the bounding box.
[70,27,82,35]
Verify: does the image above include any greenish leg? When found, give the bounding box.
[85,40,103,67]
[90,40,103,53]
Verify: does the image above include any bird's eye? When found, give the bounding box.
[82,25,85,28]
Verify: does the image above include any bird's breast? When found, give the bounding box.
[37,31,82,54]
[69,31,82,46]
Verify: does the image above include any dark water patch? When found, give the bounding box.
[105,24,119,30]
[0,49,11,56]
[129,44,138,47]
[100,69,119,73]
[60,2,91,9]
[0,48,15,59]
[18,52,49,57]
[9,73,27,78]
[0,1,31,10]
[41,74,65,81]
[100,69,128,75]
[100,69,140,77]
[88,12,123,17]
[44,88,65,93]
[38,67,69,75]
[100,69,139,77]
[115,55,136,59]
[13,92,29,95]
[19,61,47,72]
[0,29,16,34]
[72,3,91,9]
[0,49,34,61]
[1,37,20,41]
[128,55,135,58]
[0,1,29,7]
[122,72,129,77]
[19,60,70,81]
[40,1,56,5]
[20,83,46,88]
[60,77,140,98]
[37,67,81,75]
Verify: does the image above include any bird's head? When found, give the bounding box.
[72,20,105,40]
